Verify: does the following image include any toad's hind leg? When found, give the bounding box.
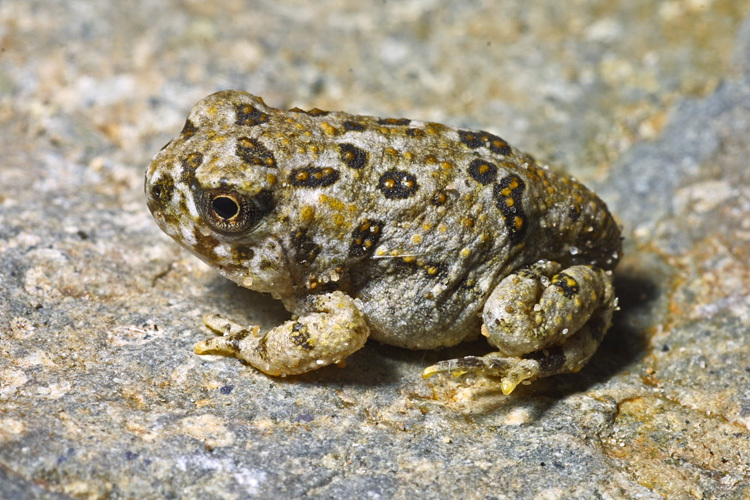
[194,291,370,376]
[423,260,616,395]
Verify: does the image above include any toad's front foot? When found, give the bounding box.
[194,315,261,356]
[194,291,370,376]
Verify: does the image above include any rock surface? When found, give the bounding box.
[1,1,749,498]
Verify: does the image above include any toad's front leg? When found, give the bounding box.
[423,260,616,394]
[194,291,370,376]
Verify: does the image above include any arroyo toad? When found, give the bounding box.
[145,91,621,394]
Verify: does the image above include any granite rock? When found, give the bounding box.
[1,1,749,498]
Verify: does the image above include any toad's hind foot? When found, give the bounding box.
[422,355,539,395]
[422,320,607,395]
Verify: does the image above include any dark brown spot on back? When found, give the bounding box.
[236,103,269,127]
[338,143,368,170]
[289,167,340,188]
[342,120,366,131]
[494,174,527,245]
[349,219,384,258]
[236,137,276,167]
[377,117,410,126]
[487,135,511,156]
[378,170,419,199]
[458,130,485,149]
[468,159,498,185]
[459,130,512,156]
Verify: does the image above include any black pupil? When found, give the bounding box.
[212,196,240,220]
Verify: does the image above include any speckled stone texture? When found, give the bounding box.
[1,1,749,499]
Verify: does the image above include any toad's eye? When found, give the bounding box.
[212,195,240,220]
[200,188,274,234]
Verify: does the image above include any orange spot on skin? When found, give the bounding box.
[300,205,315,221]
[319,122,336,136]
